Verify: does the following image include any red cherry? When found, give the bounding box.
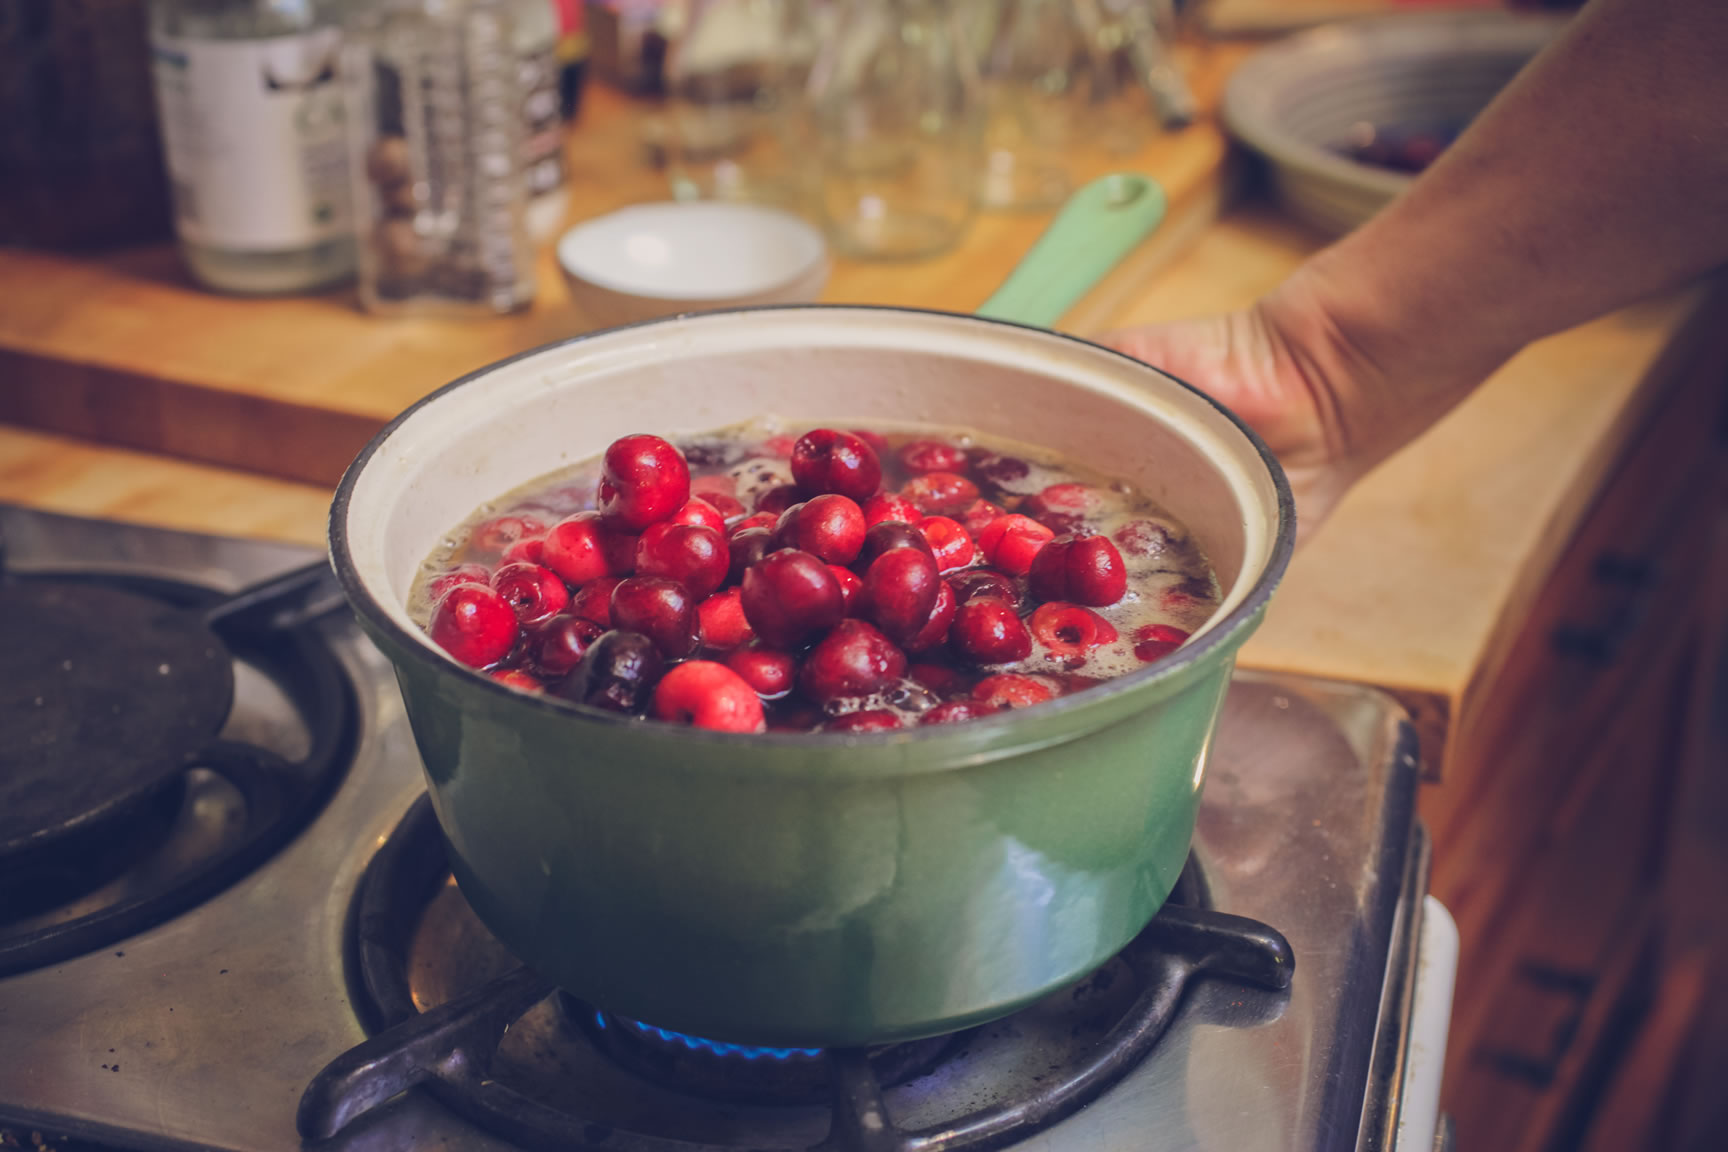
[1133,623,1191,663]
[761,434,798,458]
[948,568,1019,607]
[471,514,548,556]
[569,576,622,627]
[790,429,882,501]
[916,516,975,572]
[775,494,866,565]
[696,587,753,651]
[1029,602,1119,659]
[959,498,1006,538]
[966,449,1030,486]
[501,535,546,566]
[543,512,635,587]
[725,644,798,698]
[651,662,766,733]
[730,511,780,536]
[972,673,1056,710]
[848,427,891,457]
[427,563,491,603]
[901,471,979,516]
[829,565,866,616]
[490,668,545,693]
[920,699,1000,726]
[635,522,728,601]
[907,662,963,695]
[897,440,968,475]
[728,527,776,585]
[856,521,934,570]
[429,584,520,669]
[755,484,801,516]
[825,709,905,733]
[491,562,571,626]
[691,473,738,501]
[1021,483,1095,533]
[1114,519,1179,559]
[950,597,1032,664]
[903,579,957,653]
[527,614,605,679]
[740,549,844,648]
[1028,534,1127,607]
[705,493,748,521]
[799,619,908,705]
[863,547,941,645]
[599,435,691,531]
[556,629,665,713]
[976,514,1054,576]
[670,497,726,534]
[1160,577,1214,615]
[610,577,699,659]
[861,492,923,528]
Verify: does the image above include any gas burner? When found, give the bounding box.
[0,559,357,976]
[578,1002,963,1106]
[299,795,1295,1151]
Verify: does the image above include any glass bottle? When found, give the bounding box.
[807,0,983,260]
[343,0,536,314]
[148,0,356,294]
[510,0,570,241]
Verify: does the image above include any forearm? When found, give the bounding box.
[1283,0,1728,465]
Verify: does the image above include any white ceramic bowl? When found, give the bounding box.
[1222,10,1565,236]
[556,201,830,328]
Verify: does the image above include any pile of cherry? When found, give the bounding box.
[423,430,1195,733]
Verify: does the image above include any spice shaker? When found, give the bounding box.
[148,0,355,294]
[343,0,535,314]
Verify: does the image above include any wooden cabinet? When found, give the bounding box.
[1426,303,1728,1152]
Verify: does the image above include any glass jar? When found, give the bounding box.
[969,0,1085,211]
[343,0,536,314]
[658,0,820,213]
[807,0,983,260]
[147,0,356,294]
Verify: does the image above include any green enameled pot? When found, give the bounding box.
[330,305,1294,1048]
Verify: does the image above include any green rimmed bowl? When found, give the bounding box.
[330,305,1293,1048]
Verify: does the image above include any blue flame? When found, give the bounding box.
[622,1016,823,1061]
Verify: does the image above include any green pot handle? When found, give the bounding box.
[974,173,1167,330]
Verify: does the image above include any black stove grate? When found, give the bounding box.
[300,794,1295,1151]
[0,562,358,977]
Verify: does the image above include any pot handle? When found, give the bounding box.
[974,172,1167,331]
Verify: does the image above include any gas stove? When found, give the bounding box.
[0,505,1456,1152]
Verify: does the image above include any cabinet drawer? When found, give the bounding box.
[1441,675,1681,1152]
[1421,334,1728,946]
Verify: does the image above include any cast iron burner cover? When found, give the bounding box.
[0,559,357,975]
[300,795,1296,1152]
[1,581,235,863]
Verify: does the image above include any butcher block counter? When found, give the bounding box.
[2,45,1727,1152]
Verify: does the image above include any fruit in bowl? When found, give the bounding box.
[412,423,1220,735]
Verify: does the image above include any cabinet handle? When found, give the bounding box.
[1470,961,1595,1088]
[1550,553,1658,665]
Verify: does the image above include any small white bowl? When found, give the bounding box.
[1223,10,1564,236]
[556,201,830,328]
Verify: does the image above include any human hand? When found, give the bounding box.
[1097,279,1366,541]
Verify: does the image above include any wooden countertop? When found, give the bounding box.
[0,46,1246,488]
[0,44,1714,778]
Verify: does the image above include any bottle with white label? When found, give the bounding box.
[149,0,356,294]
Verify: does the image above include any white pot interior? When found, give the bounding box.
[340,309,1287,659]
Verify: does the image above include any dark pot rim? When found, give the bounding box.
[329,304,1297,751]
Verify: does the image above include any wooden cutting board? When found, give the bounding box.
[0,44,1249,488]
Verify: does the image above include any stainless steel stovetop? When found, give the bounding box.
[0,506,1456,1152]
